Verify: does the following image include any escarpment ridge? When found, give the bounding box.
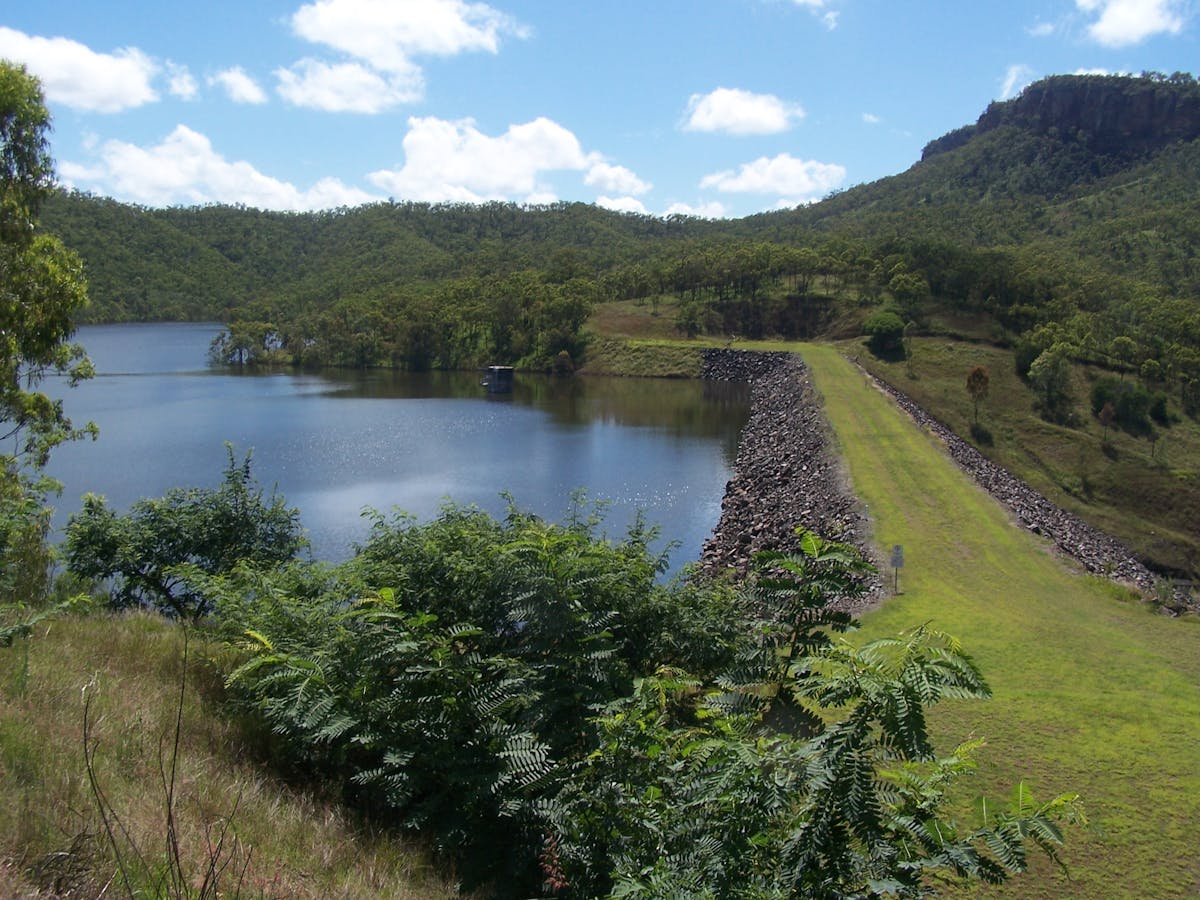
[922,72,1200,161]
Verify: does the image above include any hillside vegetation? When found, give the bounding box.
[40,72,1200,572]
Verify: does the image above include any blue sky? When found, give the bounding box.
[3,1,1196,219]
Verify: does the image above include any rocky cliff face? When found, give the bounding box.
[923,73,1200,161]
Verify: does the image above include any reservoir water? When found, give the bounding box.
[45,323,752,574]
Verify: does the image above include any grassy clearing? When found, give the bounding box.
[585,296,683,341]
[579,334,709,378]
[0,611,462,899]
[799,343,1200,899]
[582,298,807,379]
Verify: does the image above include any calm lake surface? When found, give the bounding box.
[46,323,752,573]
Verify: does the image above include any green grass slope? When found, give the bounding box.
[800,344,1200,898]
[853,336,1200,580]
[0,612,462,898]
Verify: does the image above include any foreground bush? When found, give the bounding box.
[64,446,306,619]
[201,509,1081,897]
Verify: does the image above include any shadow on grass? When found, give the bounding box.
[970,422,994,446]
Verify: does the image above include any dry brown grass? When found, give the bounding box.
[0,610,462,899]
[586,296,684,340]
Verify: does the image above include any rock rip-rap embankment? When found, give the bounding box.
[698,350,880,606]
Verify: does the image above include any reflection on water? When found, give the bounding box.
[302,367,750,462]
[46,324,752,574]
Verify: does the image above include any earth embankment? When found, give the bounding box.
[861,364,1194,613]
[699,346,1194,614]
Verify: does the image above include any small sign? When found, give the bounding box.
[890,545,904,596]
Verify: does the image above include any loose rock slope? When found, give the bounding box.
[698,350,880,607]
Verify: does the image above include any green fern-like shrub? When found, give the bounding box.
[198,511,1081,897]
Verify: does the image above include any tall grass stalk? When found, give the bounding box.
[0,612,463,898]
[83,628,251,898]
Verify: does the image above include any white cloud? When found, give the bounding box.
[699,153,846,204]
[0,27,158,112]
[1075,66,1118,75]
[1028,21,1056,37]
[56,160,104,183]
[291,0,523,67]
[597,196,648,214]
[1075,0,1186,46]
[1000,64,1035,100]
[59,124,379,210]
[663,200,728,219]
[368,115,598,204]
[585,162,651,196]
[210,67,268,104]
[275,58,422,112]
[862,112,881,124]
[166,63,197,100]
[789,0,839,29]
[684,87,804,135]
[280,0,526,111]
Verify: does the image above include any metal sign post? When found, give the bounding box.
[890,544,904,595]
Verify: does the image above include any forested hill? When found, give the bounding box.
[40,194,721,323]
[41,73,1199,373]
[759,73,1200,297]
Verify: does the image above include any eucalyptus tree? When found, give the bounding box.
[966,365,990,425]
[1027,342,1075,423]
[1,61,94,467]
[0,61,93,605]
